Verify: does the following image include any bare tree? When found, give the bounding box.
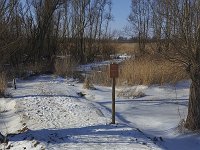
[31,0,62,61]
[130,0,200,130]
[58,0,113,63]
[128,0,151,54]
[0,0,113,77]
[0,0,23,66]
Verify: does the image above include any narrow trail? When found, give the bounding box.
[19,77,106,129]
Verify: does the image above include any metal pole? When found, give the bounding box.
[111,77,116,124]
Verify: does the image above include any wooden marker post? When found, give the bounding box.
[110,63,119,124]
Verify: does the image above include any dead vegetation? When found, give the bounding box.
[0,73,7,97]
[90,54,188,86]
[119,55,188,85]
[117,86,146,99]
[90,66,112,86]
[83,77,95,89]
[112,42,138,54]
[54,56,77,77]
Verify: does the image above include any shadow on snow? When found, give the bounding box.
[11,94,80,100]
[8,124,152,145]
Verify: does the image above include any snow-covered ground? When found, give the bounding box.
[78,80,200,150]
[0,75,160,150]
[0,74,199,150]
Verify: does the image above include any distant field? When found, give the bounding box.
[112,42,156,54]
[111,42,139,54]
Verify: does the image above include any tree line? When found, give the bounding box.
[0,0,113,74]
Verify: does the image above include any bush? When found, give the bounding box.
[117,86,146,99]
[54,56,77,77]
[18,62,49,78]
[83,77,95,89]
[0,73,7,97]
[90,66,112,86]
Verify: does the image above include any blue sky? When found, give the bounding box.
[110,0,131,31]
[20,0,130,32]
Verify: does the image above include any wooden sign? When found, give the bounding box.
[110,63,119,78]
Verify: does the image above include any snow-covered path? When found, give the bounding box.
[0,75,160,150]
[83,82,200,150]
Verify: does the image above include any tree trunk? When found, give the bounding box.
[185,74,200,130]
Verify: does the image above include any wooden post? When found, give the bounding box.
[111,77,116,124]
[13,78,16,89]
[110,63,119,124]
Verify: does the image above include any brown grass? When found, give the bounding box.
[90,55,188,86]
[54,56,77,77]
[90,66,112,86]
[83,77,95,89]
[0,72,7,97]
[119,56,188,85]
[112,43,138,54]
[112,42,158,55]
[4,61,52,80]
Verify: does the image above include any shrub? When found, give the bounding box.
[0,72,7,97]
[54,56,77,77]
[117,86,147,99]
[90,66,112,86]
[4,61,52,80]
[19,62,48,78]
[83,77,95,89]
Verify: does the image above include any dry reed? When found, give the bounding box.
[0,73,7,96]
[90,66,112,86]
[91,56,188,86]
[54,56,77,77]
[119,56,188,85]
